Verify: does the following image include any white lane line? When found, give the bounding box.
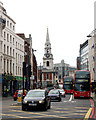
[69,94,73,101]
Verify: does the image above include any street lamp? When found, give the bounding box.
[32,49,37,89]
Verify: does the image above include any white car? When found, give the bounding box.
[58,89,65,97]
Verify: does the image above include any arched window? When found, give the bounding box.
[46,61,49,66]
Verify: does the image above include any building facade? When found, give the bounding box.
[54,60,76,84]
[0,2,24,96]
[80,40,89,70]
[88,32,96,83]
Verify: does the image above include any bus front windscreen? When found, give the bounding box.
[64,84,73,90]
[64,77,73,90]
[74,79,90,91]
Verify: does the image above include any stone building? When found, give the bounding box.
[39,27,56,88]
[0,2,24,96]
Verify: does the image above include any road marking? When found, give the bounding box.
[69,94,73,101]
[63,100,76,102]
[84,108,92,119]
[75,107,89,109]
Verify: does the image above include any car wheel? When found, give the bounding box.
[48,102,51,109]
[22,105,26,111]
[59,98,61,102]
[43,104,47,111]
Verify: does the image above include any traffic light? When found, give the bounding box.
[23,62,26,76]
[28,65,31,77]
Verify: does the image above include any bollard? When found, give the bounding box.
[18,91,22,103]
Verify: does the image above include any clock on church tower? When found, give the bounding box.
[43,27,53,69]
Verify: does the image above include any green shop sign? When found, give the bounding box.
[16,76,26,81]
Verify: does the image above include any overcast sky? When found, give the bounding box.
[2,0,95,67]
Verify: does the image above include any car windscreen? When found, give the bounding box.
[49,90,59,95]
[59,89,64,92]
[26,91,45,97]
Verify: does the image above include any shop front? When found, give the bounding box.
[2,74,16,97]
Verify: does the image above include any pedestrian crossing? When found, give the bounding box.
[2,105,90,119]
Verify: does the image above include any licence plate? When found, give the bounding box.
[52,97,56,99]
[29,103,37,106]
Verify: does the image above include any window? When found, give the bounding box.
[4,44,6,54]
[13,63,14,75]
[18,54,19,62]
[10,60,12,73]
[4,31,6,40]
[18,67,19,75]
[10,35,12,43]
[13,38,14,45]
[20,67,21,75]
[59,75,61,79]
[10,47,12,56]
[47,61,49,66]
[59,80,61,82]
[13,25,15,31]
[4,59,5,72]
[16,53,17,62]
[7,46,9,55]
[18,43,19,49]
[46,74,49,79]
[10,23,12,28]
[7,33,9,42]
[16,66,17,75]
[7,60,9,73]
[20,55,21,63]
[13,49,14,57]
[16,42,17,47]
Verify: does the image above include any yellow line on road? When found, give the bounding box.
[84,108,92,119]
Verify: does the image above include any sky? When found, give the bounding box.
[1,0,95,67]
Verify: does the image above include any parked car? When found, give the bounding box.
[13,90,27,101]
[22,89,51,111]
[58,89,65,97]
[48,89,61,102]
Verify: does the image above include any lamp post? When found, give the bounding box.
[40,63,42,88]
[32,49,36,89]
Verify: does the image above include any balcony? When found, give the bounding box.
[0,18,6,29]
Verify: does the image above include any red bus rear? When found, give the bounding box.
[74,70,91,98]
[63,76,74,94]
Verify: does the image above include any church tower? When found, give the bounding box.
[43,27,53,69]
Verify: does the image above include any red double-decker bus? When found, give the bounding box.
[74,70,91,98]
[63,76,74,94]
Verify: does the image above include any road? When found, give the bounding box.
[1,94,94,119]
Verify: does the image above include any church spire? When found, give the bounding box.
[46,27,50,42]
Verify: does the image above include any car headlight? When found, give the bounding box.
[39,100,44,103]
[23,100,27,103]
